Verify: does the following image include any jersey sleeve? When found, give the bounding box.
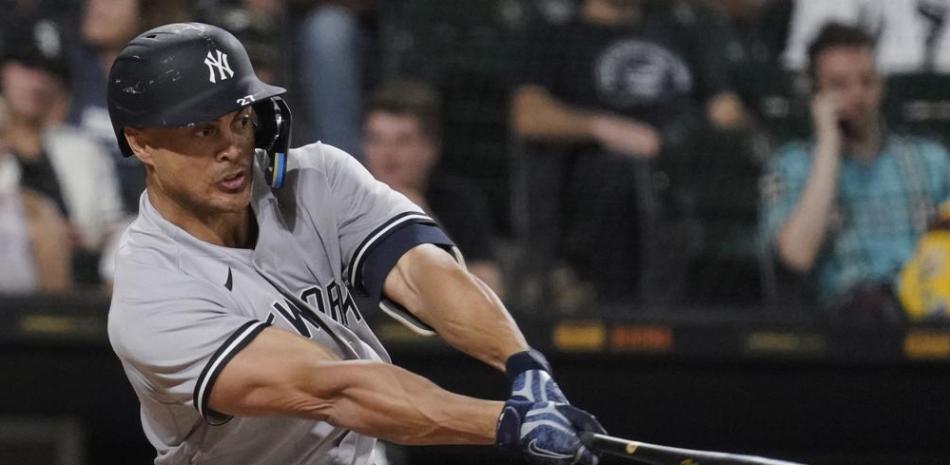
[108,262,267,425]
[318,145,456,302]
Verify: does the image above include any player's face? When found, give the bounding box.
[0,62,61,124]
[362,111,438,191]
[813,46,882,134]
[136,107,256,216]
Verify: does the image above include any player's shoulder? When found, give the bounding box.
[108,219,231,341]
[110,211,215,297]
[286,141,357,174]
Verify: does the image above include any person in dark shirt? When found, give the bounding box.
[362,80,504,298]
[511,0,746,304]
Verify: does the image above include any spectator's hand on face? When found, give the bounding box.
[811,91,845,152]
[589,114,661,159]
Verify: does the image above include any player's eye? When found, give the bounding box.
[195,126,216,137]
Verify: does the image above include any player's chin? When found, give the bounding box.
[209,185,253,212]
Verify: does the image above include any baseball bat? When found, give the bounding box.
[581,433,810,465]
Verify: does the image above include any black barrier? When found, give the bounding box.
[0,295,948,465]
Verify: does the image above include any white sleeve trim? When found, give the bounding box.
[194,321,269,424]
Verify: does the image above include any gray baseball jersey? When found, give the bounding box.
[108,142,455,465]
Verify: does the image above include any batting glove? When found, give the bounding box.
[495,350,606,465]
[496,374,605,465]
[505,349,567,404]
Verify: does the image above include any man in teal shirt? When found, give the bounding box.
[761,22,950,307]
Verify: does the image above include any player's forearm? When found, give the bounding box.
[209,327,501,445]
[776,141,841,272]
[385,245,528,372]
[435,270,527,370]
[511,85,598,141]
[309,360,502,445]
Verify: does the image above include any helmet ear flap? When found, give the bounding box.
[253,97,292,188]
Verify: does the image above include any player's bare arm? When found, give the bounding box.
[209,326,502,445]
[382,243,528,371]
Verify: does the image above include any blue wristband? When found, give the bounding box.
[505,349,552,384]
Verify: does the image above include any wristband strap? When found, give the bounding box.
[505,349,552,384]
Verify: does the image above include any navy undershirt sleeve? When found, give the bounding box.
[360,222,455,304]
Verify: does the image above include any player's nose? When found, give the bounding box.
[215,126,248,163]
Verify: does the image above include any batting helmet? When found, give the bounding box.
[107,22,292,188]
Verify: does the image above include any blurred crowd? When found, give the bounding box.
[1,0,949,323]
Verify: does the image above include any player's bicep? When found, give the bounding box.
[208,326,344,420]
[382,243,471,326]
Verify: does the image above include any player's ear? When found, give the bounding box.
[124,127,154,166]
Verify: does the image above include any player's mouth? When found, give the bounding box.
[217,169,248,194]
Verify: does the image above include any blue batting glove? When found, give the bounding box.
[496,351,607,465]
[505,349,570,403]
[496,399,601,465]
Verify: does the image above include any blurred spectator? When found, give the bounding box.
[783,0,950,73]
[0,0,81,37]
[511,0,745,304]
[761,23,950,316]
[290,0,378,157]
[197,0,282,84]
[68,0,189,212]
[2,16,127,286]
[362,80,505,298]
[643,0,750,129]
[0,96,71,293]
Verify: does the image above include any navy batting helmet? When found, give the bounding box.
[107,22,292,188]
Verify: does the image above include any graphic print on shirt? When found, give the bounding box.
[593,38,693,109]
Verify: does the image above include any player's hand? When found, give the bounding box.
[496,397,604,465]
[497,351,606,464]
[589,114,661,159]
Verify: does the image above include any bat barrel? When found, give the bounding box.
[580,433,810,465]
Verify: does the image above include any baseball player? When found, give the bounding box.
[106,23,604,465]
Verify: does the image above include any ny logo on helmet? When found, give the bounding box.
[204,49,234,83]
